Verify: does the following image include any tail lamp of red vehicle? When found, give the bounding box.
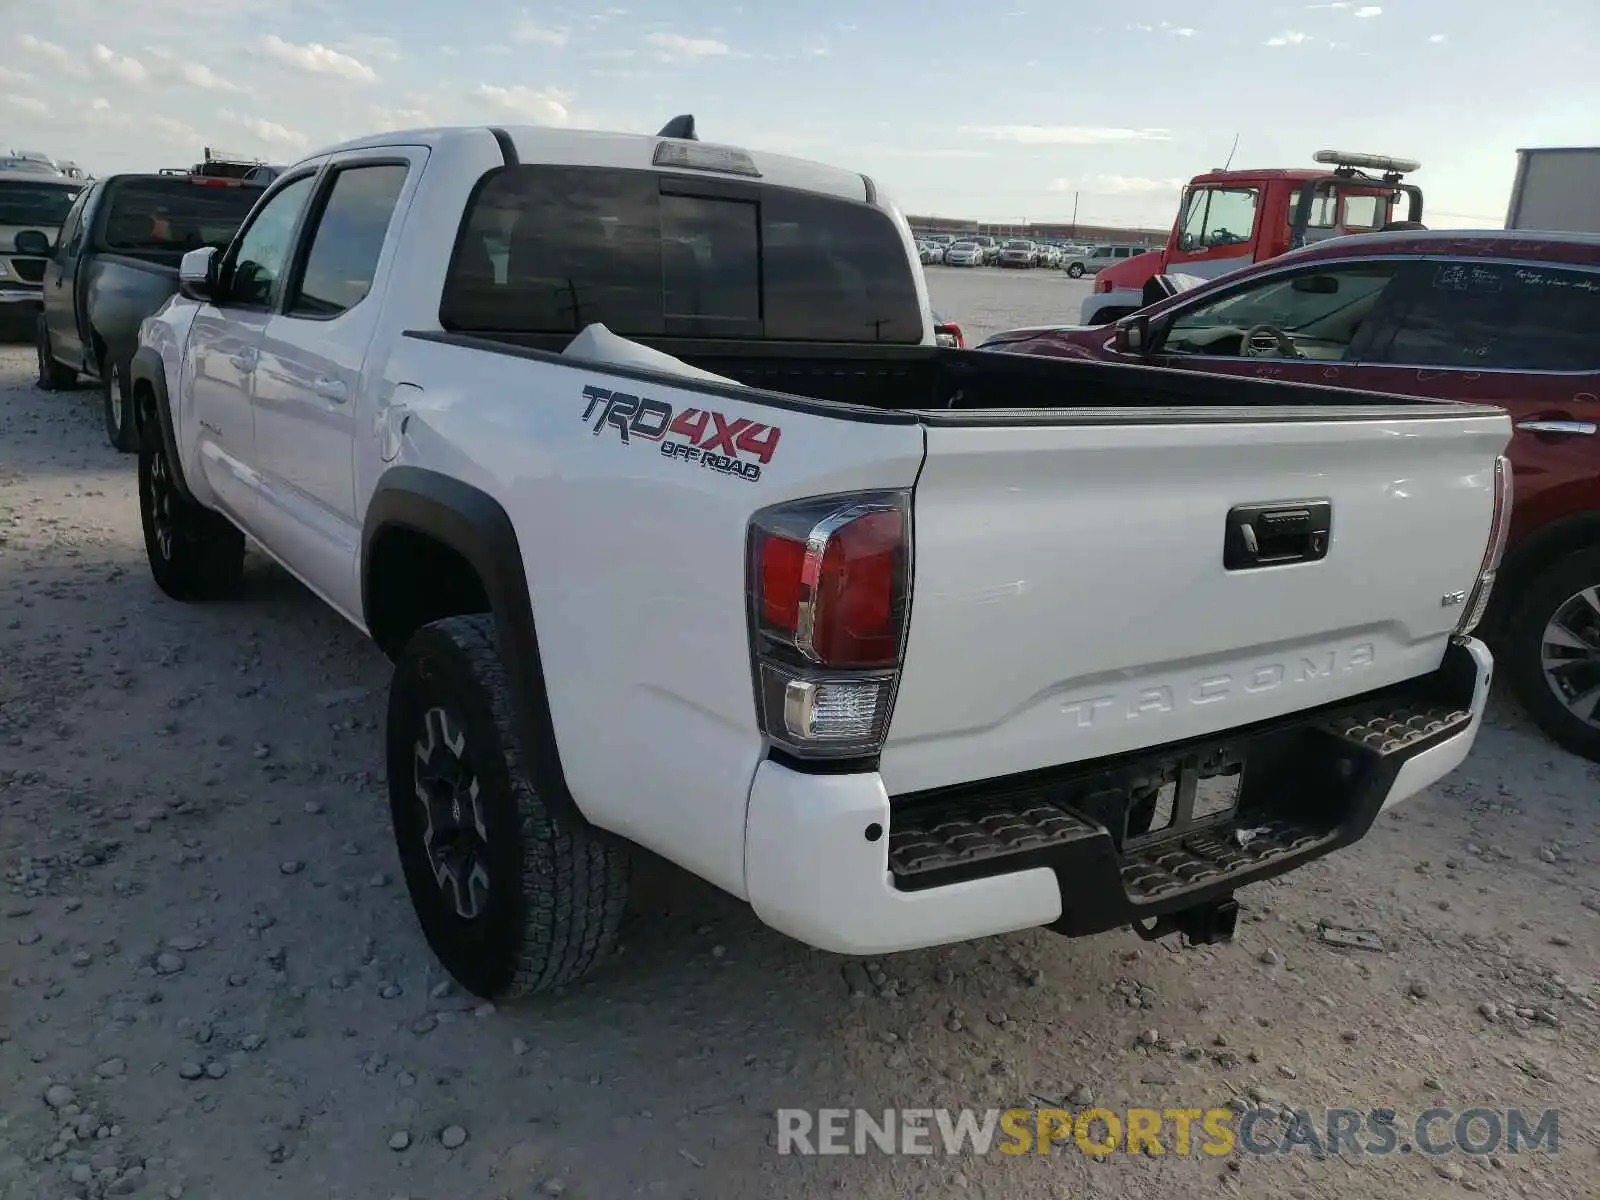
[747,490,912,758]
[1456,455,1513,637]
[1093,278,1113,294]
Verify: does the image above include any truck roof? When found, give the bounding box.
[1285,226,1600,265]
[1188,167,1376,186]
[309,124,874,204]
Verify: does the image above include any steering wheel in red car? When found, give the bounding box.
[1241,324,1301,359]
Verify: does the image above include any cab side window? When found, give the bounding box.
[54,187,94,262]
[224,174,316,309]
[287,164,409,318]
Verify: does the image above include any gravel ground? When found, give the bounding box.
[2,302,1598,1200]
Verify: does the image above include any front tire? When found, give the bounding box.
[138,436,244,600]
[1067,263,1086,278]
[387,614,630,998]
[35,316,77,391]
[102,355,138,453]
[1503,548,1600,762]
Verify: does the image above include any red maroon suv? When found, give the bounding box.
[981,229,1600,762]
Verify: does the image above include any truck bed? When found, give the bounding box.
[410,330,1499,422]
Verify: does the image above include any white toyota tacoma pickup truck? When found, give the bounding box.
[130,118,1512,1000]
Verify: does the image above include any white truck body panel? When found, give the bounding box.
[1504,146,1600,235]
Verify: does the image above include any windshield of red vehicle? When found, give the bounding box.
[102,180,262,253]
[0,180,82,227]
[1178,187,1259,250]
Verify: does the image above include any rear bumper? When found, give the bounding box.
[744,638,1490,955]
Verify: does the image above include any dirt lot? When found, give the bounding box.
[2,296,1598,1200]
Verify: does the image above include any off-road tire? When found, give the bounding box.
[102,354,139,452]
[35,316,77,391]
[138,436,245,600]
[387,614,630,998]
[1067,262,1086,278]
[1503,547,1600,763]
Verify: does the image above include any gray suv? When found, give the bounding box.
[1063,243,1145,278]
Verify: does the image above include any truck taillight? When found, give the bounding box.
[1456,455,1513,637]
[748,491,912,757]
[1094,278,1112,293]
[934,321,965,348]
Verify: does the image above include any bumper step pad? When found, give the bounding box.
[884,691,1475,931]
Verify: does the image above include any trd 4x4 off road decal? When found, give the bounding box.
[581,384,782,483]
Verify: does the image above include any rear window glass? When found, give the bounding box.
[101,180,262,253]
[0,180,82,227]
[1380,260,1600,372]
[439,165,924,343]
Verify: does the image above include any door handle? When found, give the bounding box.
[1516,418,1596,436]
[314,376,349,403]
[228,350,257,372]
[1225,500,1333,570]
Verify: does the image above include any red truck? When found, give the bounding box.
[1079,150,1423,326]
[982,228,1600,762]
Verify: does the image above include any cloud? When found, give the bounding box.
[1051,174,1185,195]
[472,83,573,124]
[0,66,33,84]
[3,93,49,116]
[514,19,569,47]
[17,34,89,78]
[647,32,731,60]
[1265,31,1313,45]
[90,44,150,85]
[1305,2,1349,7]
[960,124,1172,145]
[1428,32,1447,42]
[219,107,310,149]
[177,62,244,92]
[86,96,134,128]
[152,116,202,145]
[339,35,403,62]
[260,35,377,83]
[1129,21,1197,36]
[370,104,436,129]
[1354,5,1382,15]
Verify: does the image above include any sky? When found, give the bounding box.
[3,0,1596,231]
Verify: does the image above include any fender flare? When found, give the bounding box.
[128,345,197,503]
[361,466,582,823]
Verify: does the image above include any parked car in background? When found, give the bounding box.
[1063,243,1145,278]
[918,241,945,265]
[0,167,84,331]
[36,171,267,449]
[997,239,1036,268]
[944,239,984,267]
[980,228,1600,762]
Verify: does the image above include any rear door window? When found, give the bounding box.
[440,165,923,343]
[1372,260,1600,372]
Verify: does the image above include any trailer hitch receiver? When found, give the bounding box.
[1131,895,1240,947]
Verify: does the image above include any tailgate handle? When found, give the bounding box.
[1225,500,1332,570]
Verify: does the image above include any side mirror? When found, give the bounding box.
[1113,314,1152,354]
[178,247,219,302]
[13,229,52,256]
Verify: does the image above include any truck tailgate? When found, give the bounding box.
[881,408,1511,795]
